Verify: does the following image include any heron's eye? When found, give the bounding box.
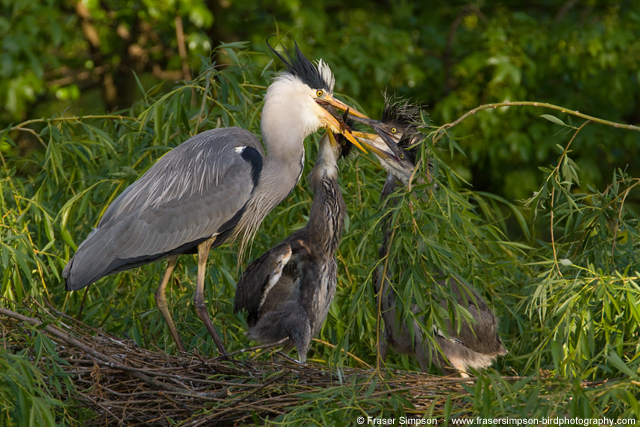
[316,90,324,97]
[391,127,397,134]
[400,153,404,159]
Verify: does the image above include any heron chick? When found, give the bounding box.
[234,122,406,363]
[356,97,507,376]
[62,40,372,356]
[233,130,350,363]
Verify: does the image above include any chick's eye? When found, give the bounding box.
[316,90,324,97]
[391,127,397,134]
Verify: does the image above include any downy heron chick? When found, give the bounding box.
[233,130,349,363]
[62,40,373,356]
[356,97,507,376]
[234,125,404,363]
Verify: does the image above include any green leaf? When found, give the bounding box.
[605,351,637,378]
[541,114,565,125]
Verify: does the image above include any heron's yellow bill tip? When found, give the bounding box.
[343,130,368,153]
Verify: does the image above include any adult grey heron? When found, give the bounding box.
[358,97,507,376]
[62,41,372,356]
[233,121,410,363]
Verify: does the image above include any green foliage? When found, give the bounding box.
[1,43,639,424]
[518,130,640,379]
[4,1,640,205]
[0,327,77,426]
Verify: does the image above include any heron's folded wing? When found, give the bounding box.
[64,128,264,290]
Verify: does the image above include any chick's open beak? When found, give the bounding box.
[346,114,411,162]
[319,107,368,153]
[354,131,402,163]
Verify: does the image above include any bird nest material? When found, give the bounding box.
[1,304,474,426]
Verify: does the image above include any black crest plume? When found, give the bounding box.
[266,35,333,92]
[381,92,422,127]
[381,93,427,164]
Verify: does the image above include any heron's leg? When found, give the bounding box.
[194,237,228,357]
[376,276,390,370]
[414,335,430,373]
[376,333,388,370]
[154,255,185,352]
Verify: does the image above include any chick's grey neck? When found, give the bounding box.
[306,143,345,255]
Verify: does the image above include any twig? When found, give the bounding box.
[376,223,397,376]
[10,114,135,130]
[76,393,124,423]
[10,303,604,425]
[549,120,590,275]
[276,351,302,364]
[195,70,212,135]
[7,127,47,149]
[224,337,289,357]
[190,372,291,426]
[433,101,640,146]
[311,338,372,368]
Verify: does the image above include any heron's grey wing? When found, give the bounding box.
[64,128,264,290]
[234,242,292,326]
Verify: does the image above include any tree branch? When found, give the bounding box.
[555,0,581,23]
[174,16,191,83]
[74,1,101,49]
[433,101,640,145]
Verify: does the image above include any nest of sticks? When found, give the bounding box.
[1,304,471,426]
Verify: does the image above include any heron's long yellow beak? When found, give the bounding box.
[319,107,368,153]
[322,94,370,119]
[323,129,398,163]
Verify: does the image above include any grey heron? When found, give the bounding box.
[62,41,372,356]
[358,97,507,376]
[233,121,410,363]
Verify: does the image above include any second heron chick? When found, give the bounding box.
[356,97,507,376]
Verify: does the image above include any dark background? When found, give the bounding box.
[3,0,639,206]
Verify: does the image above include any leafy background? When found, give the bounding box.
[1,0,639,425]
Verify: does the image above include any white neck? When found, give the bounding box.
[235,74,325,255]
